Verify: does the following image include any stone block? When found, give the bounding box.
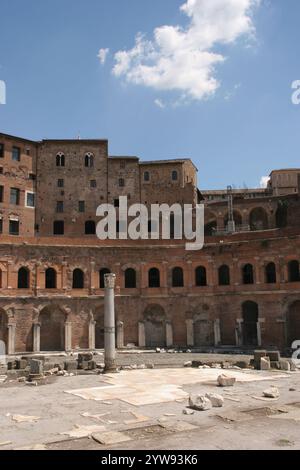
[189,395,212,411]
[279,359,291,371]
[254,350,267,370]
[267,351,281,362]
[260,357,271,370]
[78,353,93,363]
[15,359,28,370]
[270,361,281,370]
[64,361,78,371]
[217,374,236,387]
[205,393,224,408]
[29,359,43,375]
[263,387,280,399]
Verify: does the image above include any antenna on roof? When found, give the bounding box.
[77,132,81,140]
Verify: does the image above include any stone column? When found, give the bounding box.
[64,322,72,352]
[33,323,41,353]
[7,324,16,355]
[235,319,243,347]
[88,320,96,350]
[186,319,194,347]
[138,321,146,348]
[257,321,263,347]
[117,321,124,349]
[166,321,173,347]
[214,319,221,347]
[104,273,117,372]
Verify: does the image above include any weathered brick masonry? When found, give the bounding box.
[0,132,300,354]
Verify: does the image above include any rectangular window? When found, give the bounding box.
[0,219,2,234]
[10,188,20,205]
[119,178,125,187]
[53,220,64,235]
[29,173,36,180]
[114,199,119,208]
[78,201,85,213]
[9,220,19,235]
[12,147,21,162]
[26,192,35,208]
[56,201,64,213]
[90,180,97,188]
[58,179,64,188]
[0,186,3,203]
[0,144,4,158]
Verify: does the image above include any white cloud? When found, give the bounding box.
[97,48,110,65]
[112,0,260,102]
[260,176,270,188]
[154,98,165,109]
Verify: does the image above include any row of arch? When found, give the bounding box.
[1,300,300,351]
[2,261,300,290]
[205,205,288,235]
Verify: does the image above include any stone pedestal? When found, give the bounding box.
[166,321,173,348]
[33,323,41,353]
[88,321,96,350]
[117,321,124,349]
[138,321,146,348]
[7,324,16,355]
[104,273,117,372]
[214,319,221,347]
[64,322,72,352]
[186,319,194,347]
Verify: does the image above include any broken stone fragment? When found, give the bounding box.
[217,374,236,387]
[205,393,224,408]
[189,395,213,411]
[260,357,271,370]
[263,386,280,399]
[279,360,291,371]
[184,361,192,368]
[183,409,195,415]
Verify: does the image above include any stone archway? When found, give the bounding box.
[144,305,167,348]
[39,306,66,352]
[286,301,300,347]
[242,301,259,346]
[193,311,214,347]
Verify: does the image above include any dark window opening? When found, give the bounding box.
[119,178,125,188]
[243,264,254,285]
[18,267,29,289]
[85,154,94,168]
[9,220,19,235]
[53,220,64,235]
[12,147,20,162]
[85,220,96,235]
[0,144,4,158]
[195,266,207,286]
[149,268,160,288]
[172,170,178,181]
[265,262,276,284]
[288,260,300,282]
[125,268,136,288]
[0,186,3,203]
[78,201,85,213]
[72,269,84,289]
[144,171,150,182]
[219,265,230,286]
[56,153,65,167]
[57,179,64,188]
[172,267,184,287]
[56,201,64,213]
[45,268,57,289]
[10,188,20,205]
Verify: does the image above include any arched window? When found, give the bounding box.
[45,268,57,289]
[265,262,276,284]
[218,265,230,286]
[149,268,160,288]
[195,266,207,287]
[172,267,184,287]
[56,152,65,167]
[85,153,94,168]
[99,268,111,289]
[172,170,178,181]
[18,267,30,289]
[125,268,136,289]
[85,220,96,235]
[242,264,254,285]
[249,208,268,231]
[144,171,150,182]
[288,260,300,282]
[72,269,84,289]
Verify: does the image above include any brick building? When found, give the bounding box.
[0,132,300,355]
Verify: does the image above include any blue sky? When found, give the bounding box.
[0,0,300,189]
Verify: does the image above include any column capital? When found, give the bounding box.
[104,273,116,289]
